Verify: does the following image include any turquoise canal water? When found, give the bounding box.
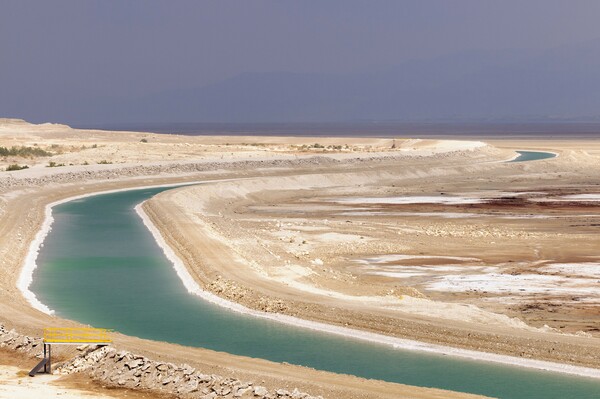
[31,187,600,399]
[509,151,556,162]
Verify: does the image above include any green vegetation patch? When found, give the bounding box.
[0,146,52,157]
[5,164,29,171]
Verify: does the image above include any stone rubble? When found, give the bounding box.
[0,324,322,399]
[0,147,483,191]
[0,324,44,355]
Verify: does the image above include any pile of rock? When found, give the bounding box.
[56,345,322,399]
[0,149,479,191]
[207,275,251,303]
[0,324,43,356]
[0,157,341,190]
[1,324,322,399]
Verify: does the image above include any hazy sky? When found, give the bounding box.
[2,1,600,122]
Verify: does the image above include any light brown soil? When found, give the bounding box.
[0,119,497,399]
[143,138,600,370]
[1,348,164,399]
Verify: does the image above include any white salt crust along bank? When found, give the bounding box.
[18,181,600,381]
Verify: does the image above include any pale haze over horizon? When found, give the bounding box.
[2,1,600,125]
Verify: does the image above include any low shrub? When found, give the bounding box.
[0,146,52,157]
[5,164,29,171]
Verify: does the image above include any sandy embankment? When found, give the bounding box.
[2,181,486,399]
[141,138,600,375]
[0,119,497,399]
[138,198,600,378]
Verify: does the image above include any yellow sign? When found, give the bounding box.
[43,327,112,344]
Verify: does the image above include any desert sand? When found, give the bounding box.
[1,118,600,397]
[140,137,600,371]
[0,347,168,399]
[0,364,117,399]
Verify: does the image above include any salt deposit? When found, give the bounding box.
[334,196,486,205]
[355,254,479,265]
[561,194,600,201]
[368,266,477,279]
[428,272,600,296]
[339,211,481,218]
[542,262,600,279]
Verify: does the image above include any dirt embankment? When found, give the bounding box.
[142,145,600,371]
[0,138,497,399]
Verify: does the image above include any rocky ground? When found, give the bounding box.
[0,324,321,399]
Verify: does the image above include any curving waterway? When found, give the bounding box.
[31,187,600,399]
[509,150,557,162]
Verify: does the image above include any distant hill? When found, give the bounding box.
[0,118,71,131]
[22,39,600,124]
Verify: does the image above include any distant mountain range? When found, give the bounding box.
[39,39,600,124]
